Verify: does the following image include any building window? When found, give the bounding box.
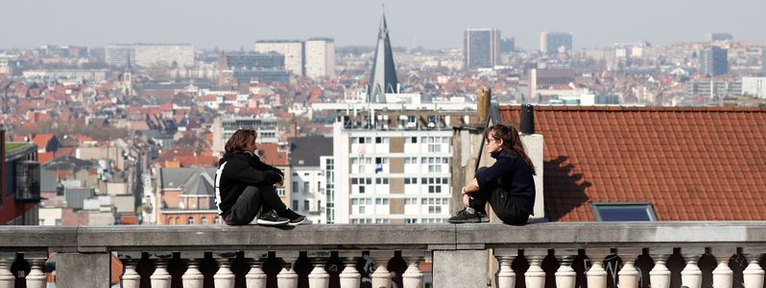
[292,182,299,193]
[276,187,285,196]
[304,182,310,193]
[359,186,366,194]
[214,217,221,224]
[187,217,194,225]
[201,218,208,225]
[293,200,299,211]
[591,202,657,221]
[376,137,382,143]
[304,200,310,211]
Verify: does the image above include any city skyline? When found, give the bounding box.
[3,0,766,51]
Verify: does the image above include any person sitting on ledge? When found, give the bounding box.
[448,124,536,225]
[215,129,305,226]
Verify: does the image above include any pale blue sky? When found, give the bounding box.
[2,0,765,50]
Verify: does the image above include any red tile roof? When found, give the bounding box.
[500,105,766,221]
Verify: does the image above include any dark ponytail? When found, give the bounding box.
[486,124,536,175]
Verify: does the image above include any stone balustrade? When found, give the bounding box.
[1,222,766,288]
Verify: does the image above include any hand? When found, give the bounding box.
[273,180,284,188]
[462,193,472,206]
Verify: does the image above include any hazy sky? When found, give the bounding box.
[2,0,766,50]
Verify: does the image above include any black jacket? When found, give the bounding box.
[214,151,284,217]
[475,150,536,215]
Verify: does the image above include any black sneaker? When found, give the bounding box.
[448,208,482,224]
[477,211,490,223]
[256,210,289,226]
[279,208,306,226]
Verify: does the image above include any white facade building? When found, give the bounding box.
[742,77,766,99]
[254,41,304,77]
[331,121,454,224]
[304,38,336,79]
[211,115,281,157]
[106,44,194,68]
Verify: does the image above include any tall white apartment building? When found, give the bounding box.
[106,44,194,68]
[331,119,454,224]
[254,40,304,77]
[304,38,336,79]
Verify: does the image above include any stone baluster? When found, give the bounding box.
[742,248,766,288]
[370,250,394,288]
[149,253,173,288]
[401,250,424,288]
[214,252,237,288]
[616,248,641,288]
[338,252,362,288]
[711,247,735,288]
[119,252,142,288]
[308,251,331,288]
[24,252,48,288]
[0,253,16,288]
[494,248,518,288]
[680,247,705,288]
[524,249,547,288]
[648,248,673,288]
[181,252,206,288]
[555,249,578,288]
[245,251,269,288]
[277,251,300,288]
[585,248,611,288]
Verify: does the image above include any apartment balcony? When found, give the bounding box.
[2,222,766,288]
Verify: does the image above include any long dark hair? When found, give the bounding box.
[225,129,257,153]
[486,124,536,175]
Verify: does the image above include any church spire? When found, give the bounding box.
[367,10,399,103]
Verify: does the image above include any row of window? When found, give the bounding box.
[350,218,447,224]
[167,217,222,225]
[352,136,450,144]
[403,198,450,205]
[351,198,390,205]
[292,200,321,212]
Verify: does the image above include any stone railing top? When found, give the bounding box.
[3,222,766,253]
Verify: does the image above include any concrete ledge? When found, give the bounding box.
[0,226,78,251]
[77,224,457,252]
[456,222,766,248]
[4,222,766,253]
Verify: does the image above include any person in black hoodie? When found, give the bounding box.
[215,129,306,226]
[448,124,536,225]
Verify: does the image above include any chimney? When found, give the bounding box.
[520,104,535,134]
[476,88,491,124]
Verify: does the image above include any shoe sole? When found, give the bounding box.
[287,218,306,226]
[256,219,289,226]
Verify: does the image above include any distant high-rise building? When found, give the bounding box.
[106,44,194,68]
[224,51,284,70]
[368,12,399,103]
[500,37,515,54]
[463,28,501,69]
[762,50,766,74]
[304,38,336,79]
[699,47,729,76]
[705,33,734,42]
[254,40,305,77]
[540,32,573,54]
